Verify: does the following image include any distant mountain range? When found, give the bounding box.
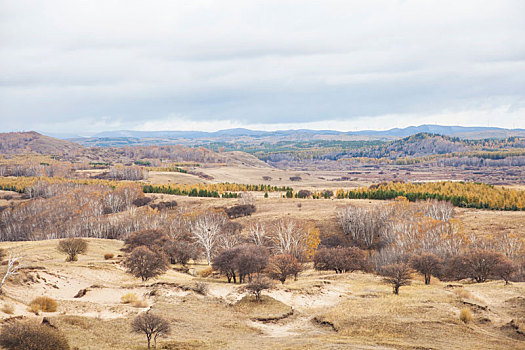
[62,124,525,147]
[87,125,524,138]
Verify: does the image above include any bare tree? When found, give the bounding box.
[218,221,243,250]
[446,250,511,283]
[410,253,443,285]
[234,245,269,283]
[163,240,198,266]
[314,247,368,274]
[190,211,227,265]
[131,312,171,349]
[108,166,148,180]
[419,199,454,222]
[124,246,168,281]
[267,254,302,284]
[243,275,273,302]
[338,205,388,250]
[495,232,524,261]
[380,263,412,294]
[248,222,267,246]
[271,219,307,259]
[57,238,88,262]
[212,248,239,283]
[494,259,516,285]
[212,245,268,284]
[0,251,21,293]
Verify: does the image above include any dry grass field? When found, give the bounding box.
[0,238,523,349]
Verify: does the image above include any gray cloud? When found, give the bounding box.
[1,0,524,134]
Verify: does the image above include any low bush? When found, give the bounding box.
[132,299,148,308]
[1,303,14,314]
[121,293,139,304]
[296,190,312,199]
[459,308,472,323]
[28,297,58,313]
[132,196,152,207]
[104,253,114,260]
[57,238,88,262]
[149,200,178,210]
[225,204,256,219]
[0,320,70,350]
[200,267,213,278]
[192,282,209,295]
[454,288,474,300]
[243,276,273,302]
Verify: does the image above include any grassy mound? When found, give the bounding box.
[234,295,293,321]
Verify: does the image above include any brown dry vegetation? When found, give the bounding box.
[1,134,525,349]
[0,238,523,349]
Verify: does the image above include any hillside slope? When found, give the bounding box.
[0,131,84,155]
[360,133,467,158]
[0,131,271,169]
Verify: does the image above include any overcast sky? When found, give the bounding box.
[1,0,524,135]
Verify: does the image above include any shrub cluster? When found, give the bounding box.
[28,296,58,314]
[313,247,368,274]
[213,245,269,283]
[267,254,302,284]
[224,204,256,219]
[0,321,70,350]
[58,238,88,262]
[122,229,200,281]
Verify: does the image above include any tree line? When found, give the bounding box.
[333,181,525,211]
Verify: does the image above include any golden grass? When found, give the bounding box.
[28,296,58,313]
[459,308,472,323]
[120,293,139,304]
[1,303,14,314]
[199,266,213,278]
[132,299,148,308]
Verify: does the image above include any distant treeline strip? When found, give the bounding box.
[333,181,525,211]
[0,176,121,193]
[142,183,292,197]
[0,176,292,198]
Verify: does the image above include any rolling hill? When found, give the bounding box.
[0,131,84,155]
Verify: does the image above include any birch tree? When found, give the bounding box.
[0,251,21,293]
[190,211,227,264]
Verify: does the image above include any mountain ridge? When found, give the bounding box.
[84,124,525,140]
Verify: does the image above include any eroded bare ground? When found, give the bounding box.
[0,239,524,349]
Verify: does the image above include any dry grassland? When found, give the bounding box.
[0,238,523,349]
